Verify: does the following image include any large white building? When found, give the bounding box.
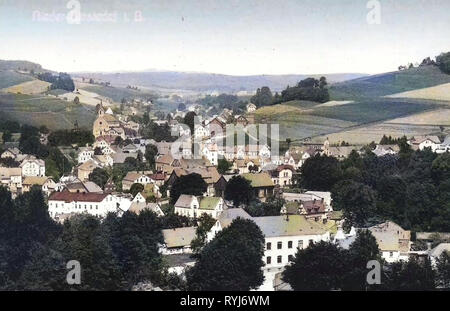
[174,195,224,219]
[20,156,45,177]
[48,191,132,220]
[207,208,331,290]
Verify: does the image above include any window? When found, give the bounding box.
[390,252,394,257]
[266,242,271,250]
[277,242,282,249]
[309,239,314,246]
[298,240,303,249]
[288,241,293,249]
[266,256,271,264]
[277,256,282,263]
[288,255,294,262]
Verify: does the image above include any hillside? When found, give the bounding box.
[0,60,44,72]
[386,82,450,102]
[0,93,95,130]
[0,70,34,89]
[72,71,368,93]
[330,65,450,100]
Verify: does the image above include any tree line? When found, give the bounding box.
[299,142,450,232]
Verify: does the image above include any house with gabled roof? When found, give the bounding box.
[160,227,197,255]
[242,172,275,201]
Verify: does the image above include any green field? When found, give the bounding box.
[330,66,450,100]
[306,99,436,124]
[0,93,95,130]
[79,84,156,102]
[0,70,34,89]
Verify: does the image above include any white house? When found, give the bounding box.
[202,143,218,166]
[159,227,197,255]
[368,221,411,263]
[48,191,132,220]
[207,208,331,290]
[247,103,257,113]
[194,124,209,139]
[77,146,94,164]
[20,155,45,177]
[174,194,200,218]
[409,136,441,152]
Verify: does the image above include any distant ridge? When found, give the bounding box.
[71,71,369,93]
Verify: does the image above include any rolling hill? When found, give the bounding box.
[329,65,450,100]
[72,71,368,93]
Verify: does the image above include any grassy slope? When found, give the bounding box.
[0,70,34,89]
[0,93,95,130]
[78,83,155,102]
[329,66,450,100]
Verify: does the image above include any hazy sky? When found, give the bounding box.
[0,0,449,75]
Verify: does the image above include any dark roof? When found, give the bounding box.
[49,191,108,203]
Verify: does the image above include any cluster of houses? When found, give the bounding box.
[3,99,450,290]
[0,147,50,197]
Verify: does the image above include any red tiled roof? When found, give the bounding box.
[49,191,108,203]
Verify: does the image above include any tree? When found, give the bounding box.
[282,241,348,290]
[170,173,207,204]
[129,183,145,197]
[435,251,450,289]
[250,86,273,107]
[190,213,217,255]
[300,155,342,191]
[224,175,253,207]
[331,180,378,230]
[217,158,232,174]
[383,257,436,290]
[183,111,196,136]
[2,130,12,142]
[187,218,265,290]
[436,52,450,74]
[144,144,158,169]
[431,152,450,183]
[88,168,109,189]
[343,230,381,290]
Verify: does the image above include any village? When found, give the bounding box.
[1,99,450,291]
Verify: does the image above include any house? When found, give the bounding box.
[22,176,55,194]
[235,115,249,127]
[76,159,100,181]
[408,135,441,152]
[207,116,227,137]
[269,165,294,187]
[242,173,275,201]
[198,197,225,219]
[247,103,257,113]
[48,190,132,220]
[174,195,200,218]
[282,191,333,212]
[194,124,209,139]
[207,208,331,290]
[368,221,411,263]
[129,202,165,216]
[373,144,400,157]
[1,147,23,161]
[122,171,153,191]
[281,200,328,222]
[20,155,45,177]
[213,175,228,197]
[77,146,94,164]
[0,167,22,194]
[160,227,197,255]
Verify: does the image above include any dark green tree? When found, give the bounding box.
[88,168,110,189]
[282,241,348,290]
[170,173,207,204]
[224,175,253,207]
[187,218,265,290]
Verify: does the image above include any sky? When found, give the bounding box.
[0,0,449,75]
